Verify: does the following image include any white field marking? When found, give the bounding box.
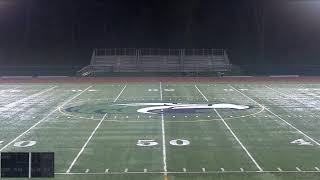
[144,169,147,172]
[229,85,320,146]
[221,168,225,172]
[66,113,108,173]
[85,169,90,173]
[240,168,244,172]
[3,86,57,110]
[159,82,168,175]
[194,85,209,101]
[124,168,128,173]
[296,167,302,172]
[0,86,92,152]
[195,85,263,172]
[55,170,320,175]
[202,168,206,172]
[183,168,186,172]
[277,168,283,172]
[105,169,109,173]
[315,167,320,171]
[113,85,127,102]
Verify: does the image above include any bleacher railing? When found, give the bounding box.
[94,48,225,57]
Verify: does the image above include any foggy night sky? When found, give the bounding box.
[0,0,319,66]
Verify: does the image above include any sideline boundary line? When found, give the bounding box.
[229,85,320,146]
[55,170,320,175]
[0,86,92,152]
[195,85,263,172]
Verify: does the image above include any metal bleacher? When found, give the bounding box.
[79,48,231,76]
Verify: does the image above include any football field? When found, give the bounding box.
[1,81,320,180]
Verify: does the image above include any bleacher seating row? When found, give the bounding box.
[79,48,231,75]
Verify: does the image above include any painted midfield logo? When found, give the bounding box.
[115,103,250,114]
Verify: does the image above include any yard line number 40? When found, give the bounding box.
[0,140,36,148]
[137,139,190,147]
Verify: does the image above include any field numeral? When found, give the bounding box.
[137,140,159,147]
[137,139,190,147]
[148,89,159,92]
[169,139,190,146]
[290,139,313,146]
[13,141,37,147]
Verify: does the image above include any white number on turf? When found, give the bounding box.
[290,139,313,146]
[164,89,175,92]
[13,141,37,147]
[137,140,158,147]
[169,139,190,146]
[148,89,159,92]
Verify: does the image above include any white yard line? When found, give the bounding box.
[3,86,57,110]
[66,113,108,173]
[0,86,92,152]
[195,85,263,172]
[194,85,209,101]
[66,85,126,173]
[229,85,320,146]
[160,82,168,176]
[114,85,127,102]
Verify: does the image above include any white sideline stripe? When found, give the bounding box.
[195,85,263,172]
[66,85,125,173]
[66,113,108,173]
[0,86,92,152]
[159,82,168,175]
[3,86,57,109]
[194,85,209,102]
[229,85,320,146]
[113,85,127,102]
[55,170,320,175]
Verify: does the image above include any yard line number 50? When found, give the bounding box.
[137,139,190,147]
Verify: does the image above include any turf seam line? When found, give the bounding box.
[230,85,320,146]
[195,85,263,172]
[114,85,127,102]
[0,86,92,152]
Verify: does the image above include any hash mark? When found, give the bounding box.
[296,167,301,171]
[144,169,147,172]
[202,168,206,172]
[183,168,186,172]
[105,169,109,173]
[221,168,225,172]
[315,167,320,171]
[240,168,244,172]
[124,168,128,173]
[85,169,90,173]
[277,168,283,172]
